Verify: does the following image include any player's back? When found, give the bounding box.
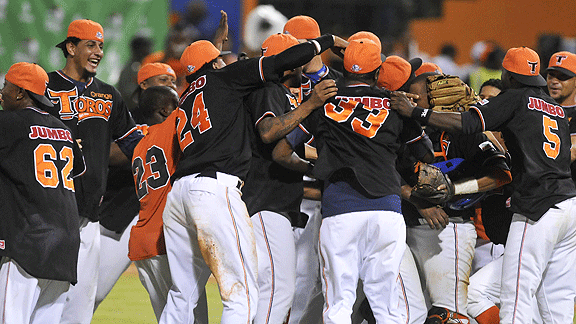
[173,58,270,181]
[130,112,180,261]
[0,107,82,283]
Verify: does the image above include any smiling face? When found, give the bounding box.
[546,70,576,106]
[479,85,501,100]
[66,39,103,81]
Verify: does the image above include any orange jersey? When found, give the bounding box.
[128,112,181,261]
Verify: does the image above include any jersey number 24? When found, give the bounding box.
[177,92,212,151]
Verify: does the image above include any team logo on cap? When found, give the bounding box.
[555,55,568,65]
[167,67,174,74]
[261,47,268,55]
[351,64,361,72]
[187,65,196,73]
[527,61,538,74]
[96,31,103,39]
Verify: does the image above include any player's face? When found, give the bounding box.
[149,96,178,126]
[546,70,576,105]
[408,80,429,109]
[141,74,177,91]
[70,40,104,77]
[479,85,501,100]
[0,81,20,111]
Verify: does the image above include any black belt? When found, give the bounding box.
[197,170,243,190]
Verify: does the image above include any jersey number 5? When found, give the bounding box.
[34,144,74,191]
[132,146,170,200]
[543,115,560,159]
[177,92,212,151]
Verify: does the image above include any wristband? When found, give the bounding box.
[454,179,479,195]
[411,107,432,125]
[310,34,335,55]
[304,64,328,83]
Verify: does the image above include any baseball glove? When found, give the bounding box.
[412,163,455,205]
[427,74,480,112]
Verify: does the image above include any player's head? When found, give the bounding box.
[139,86,179,126]
[343,39,382,85]
[283,15,320,41]
[377,55,422,91]
[479,78,503,100]
[180,40,226,82]
[56,19,104,78]
[1,62,53,111]
[348,31,381,51]
[138,63,177,91]
[415,62,443,77]
[501,46,546,89]
[262,33,301,87]
[546,51,576,105]
[408,71,440,109]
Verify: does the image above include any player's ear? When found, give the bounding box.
[374,68,380,82]
[66,42,76,57]
[15,87,24,101]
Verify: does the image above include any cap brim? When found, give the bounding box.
[55,40,67,49]
[508,70,547,87]
[29,92,54,107]
[380,53,387,62]
[399,57,424,91]
[546,66,576,78]
[219,50,232,56]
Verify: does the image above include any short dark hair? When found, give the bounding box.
[409,71,439,88]
[343,67,380,84]
[56,37,81,58]
[138,86,179,121]
[479,78,503,93]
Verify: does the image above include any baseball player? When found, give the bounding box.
[94,63,178,309]
[467,51,576,324]
[415,62,443,77]
[277,38,432,323]
[242,33,338,324]
[392,46,576,324]
[40,19,143,324]
[129,86,208,323]
[0,62,84,324]
[399,71,511,324]
[160,34,346,323]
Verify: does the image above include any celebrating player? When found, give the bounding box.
[160,33,346,323]
[392,46,576,324]
[40,19,143,324]
[242,33,338,324]
[0,62,84,324]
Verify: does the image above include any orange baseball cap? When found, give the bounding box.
[546,51,576,78]
[283,15,321,40]
[378,56,423,91]
[502,47,546,87]
[180,40,221,75]
[261,33,299,57]
[348,31,381,51]
[344,39,382,74]
[5,62,53,107]
[415,62,443,77]
[56,19,104,48]
[137,63,177,84]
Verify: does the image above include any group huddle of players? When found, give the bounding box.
[1,9,576,324]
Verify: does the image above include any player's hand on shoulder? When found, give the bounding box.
[308,79,338,108]
[390,91,417,117]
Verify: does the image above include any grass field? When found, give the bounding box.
[92,264,223,323]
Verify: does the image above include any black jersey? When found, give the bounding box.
[0,107,85,283]
[402,129,508,225]
[462,87,576,220]
[42,71,139,221]
[243,82,304,222]
[302,83,425,198]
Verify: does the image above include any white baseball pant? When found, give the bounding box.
[0,257,70,324]
[471,238,504,275]
[398,244,427,324]
[290,198,323,324]
[468,254,545,324]
[319,210,406,324]
[500,197,576,324]
[135,255,208,323]
[94,215,137,309]
[252,211,296,324]
[160,173,258,324]
[60,217,100,324]
[406,219,477,316]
